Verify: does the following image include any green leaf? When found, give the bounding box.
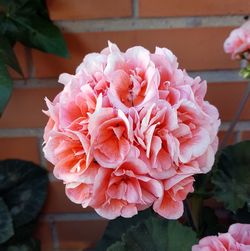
[0,57,13,115]
[240,65,250,79]
[107,217,197,251]
[233,204,250,224]
[0,198,14,244]
[108,242,126,251]
[4,221,36,246]
[0,159,49,228]
[9,16,68,58]
[8,0,49,18]
[0,36,22,75]
[192,173,213,198]
[95,209,152,251]
[199,207,227,237]
[0,238,40,251]
[212,140,250,212]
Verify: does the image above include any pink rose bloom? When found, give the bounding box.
[192,223,250,251]
[43,42,220,219]
[224,20,250,59]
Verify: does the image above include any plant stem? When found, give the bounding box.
[220,81,250,149]
[188,196,204,232]
[184,200,197,231]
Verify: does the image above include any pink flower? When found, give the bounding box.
[105,45,160,113]
[43,42,220,219]
[229,224,250,249]
[90,147,163,219]
[88,105,132,168]
[192,223,250,251]
[192,234,238,251]
[224,20,250,59]
[43,131,89,182]
[153,174,194,219]
[65,163,99,208]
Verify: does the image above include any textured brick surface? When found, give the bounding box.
[47,0,132,20]
[207,82,250,121]
[0,87,62,128]
[34,222,53,251]
[218,131,236,146]
[139,0,250,17]
[32,27,237,78]
[242,131,250,140]
[0,137,40,163]
[43,181,93,213]
[56,220,108,249]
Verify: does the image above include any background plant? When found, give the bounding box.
[0,0,66,250]
[0,0,68,115]
[0,159,49,251]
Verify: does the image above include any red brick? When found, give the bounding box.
[207,82,250,122]
[139,0,250,17]
[242,131,250,140]
[32,27,238,78]
[43,181,93,213]
[34,222,53,251]
[47,0,132,20]
[218,131,236,146]
[57,220,108,249]
[0,87,62,129]
[0,137,40,163]
[9,43,29,79]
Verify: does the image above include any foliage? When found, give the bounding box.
[240,64,250,79]
[107,217,197,251]
[212,141,250,212]
[95,209,152,250]
[0,159,49,250]
[0,0,68,114]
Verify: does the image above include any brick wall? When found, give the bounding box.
[1,0,250,250]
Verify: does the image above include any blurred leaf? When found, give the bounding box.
[199,207,227,237]
[107,217,197,251]
[9,16,68,58]
[0,159,49,228]
[0,36,22,75]
[233,204,250,224]
[0,198,14,244]
[7,0,49,18]
[0,1,9,7]
[240,65,250,79]
[107,242,126,251]
[4,221,36,246]
[0,0,68,112]
[212,141,250,212]
[95,209,152,251]
[0,57,12,115]
[0,238,40,251]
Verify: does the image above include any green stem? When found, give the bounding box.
[184,200,196,231]
[185,196,203,233]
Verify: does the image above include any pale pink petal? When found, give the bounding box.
[229,224,250,245]
[153,191,184,219]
